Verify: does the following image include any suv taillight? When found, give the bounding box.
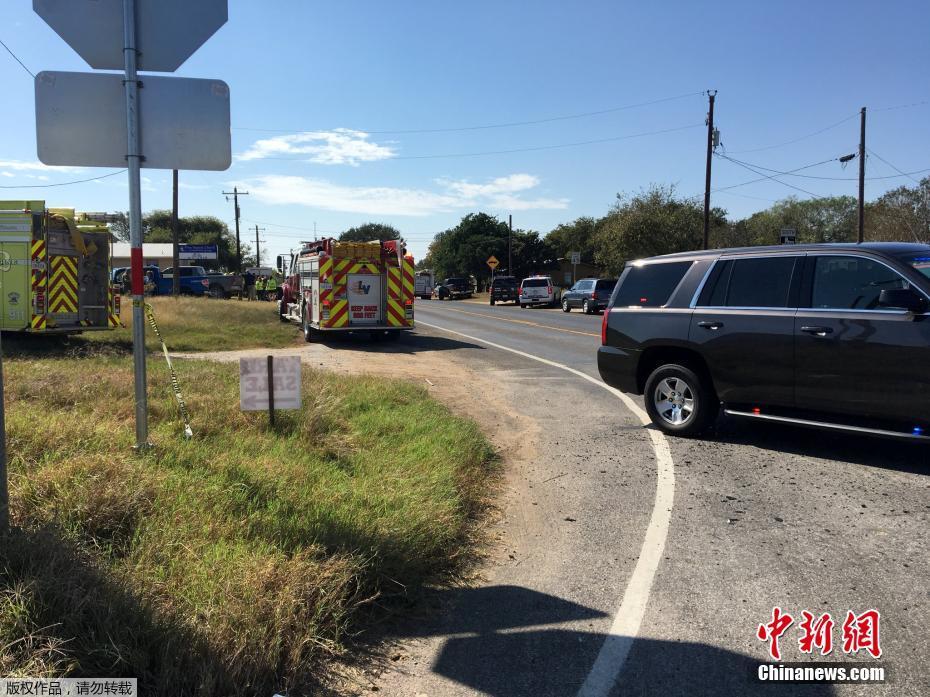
[591,291,598,301]
[601,309,609,345]
[547,285,552,295]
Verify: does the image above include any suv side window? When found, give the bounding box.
[613,261,692,308]
[811,255,909,310]
[721,256,796,308]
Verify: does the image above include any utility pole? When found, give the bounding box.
[171,169,180,296]
[222,186,248,271]
[254,225,266,266]
[858,107,866,244]
[508,214,513,274]
[703,90,717,250]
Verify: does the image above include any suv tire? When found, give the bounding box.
[644,363,716,437]
[582,298,591,314]
[562,298,570,312]
[490,298,496,305]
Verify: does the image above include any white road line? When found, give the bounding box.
[416,321,676,697]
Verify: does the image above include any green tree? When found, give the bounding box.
[545,216,599,263]
[866,177,930,243]
[592,185,726,274]
[426,212,556,282]
[339,222,401,242]
[143,210,246,271]
[735,196,856,246]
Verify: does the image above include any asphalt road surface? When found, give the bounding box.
[373,297,929,697]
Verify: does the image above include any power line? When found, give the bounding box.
[712,156,839,192]
[716,154,825,199]
[725,113,858,154]
[721,154,930,182]
[872,99,930,113]
[250,123,704,162]
[0,37,34,78]
[866,148,926,185]
[233,91,704,135]
[0,169,126,188]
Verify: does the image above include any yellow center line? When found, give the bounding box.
[424,304,600,337]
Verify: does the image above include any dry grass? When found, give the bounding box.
[87,296,301,352]
[0,354,496,695]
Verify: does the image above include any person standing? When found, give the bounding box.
[265,274,278,302]
[255,274,265,301]
[244,270,256,301]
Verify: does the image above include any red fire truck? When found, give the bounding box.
[278,238,415,341]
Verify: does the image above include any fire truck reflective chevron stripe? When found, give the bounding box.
[30,239,47,330]
[48,255,79,314]
[386,266,405,327]
[332,258,380,285]
[328,299,349,327]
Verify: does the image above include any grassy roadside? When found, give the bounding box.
[0,351,495,694]
[84,296,300,352]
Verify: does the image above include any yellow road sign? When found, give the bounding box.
[487,255,499,269]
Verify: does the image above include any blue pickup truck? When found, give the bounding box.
[112,265,243,298]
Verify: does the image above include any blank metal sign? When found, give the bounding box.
[35,71,231,171]
[33,0,227,73]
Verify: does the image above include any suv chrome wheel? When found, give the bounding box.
[653,377,694,426]
[562,298,570,312]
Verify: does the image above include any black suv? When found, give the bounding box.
[561,277,618,314]
[489,276,518,305]
[598,243,930,440]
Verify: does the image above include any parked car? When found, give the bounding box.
[130,265,243,298]
[561,277,618,314]
[519,276,558,308]
[435,277,472,299]
[489,276,519,305]
[598,243,930,441]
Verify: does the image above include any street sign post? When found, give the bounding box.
[36,72,231,170]
[33,0,228,72]
[569,251,580,284]
[34,0,230,450]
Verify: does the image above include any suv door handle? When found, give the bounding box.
[697,321,724,330]
[800,325,834,336]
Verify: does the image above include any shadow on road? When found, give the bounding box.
[314,330,486,354]
[365,584,835,697]
[712,417,929,476]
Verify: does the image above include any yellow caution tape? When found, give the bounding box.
[144,303,193,439]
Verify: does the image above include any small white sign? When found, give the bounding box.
[239,355,301,411]
[570,251,581,265]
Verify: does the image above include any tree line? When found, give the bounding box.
[420,176,930,280]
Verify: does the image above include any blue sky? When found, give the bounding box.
[2,0,929,263]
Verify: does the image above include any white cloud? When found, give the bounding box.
[238,129,396,166]
[0,159,84,174]
[244,173,568,217]
[0,172,14,178]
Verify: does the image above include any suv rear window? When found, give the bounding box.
[522,278,549,288]
[595,279,617,291]
[614,262,691,307]
[492,277,517,286]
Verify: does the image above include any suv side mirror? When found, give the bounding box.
[879,288,927,313]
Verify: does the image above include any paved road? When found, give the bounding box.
[373,298,929,697]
